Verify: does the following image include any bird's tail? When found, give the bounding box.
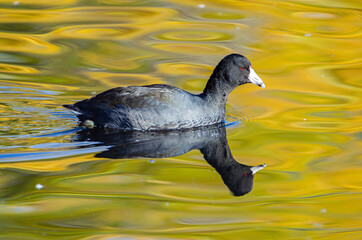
[63,104,82,116]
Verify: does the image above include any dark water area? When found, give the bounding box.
[0,0,361,239]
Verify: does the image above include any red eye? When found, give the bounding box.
[240,67,244,70]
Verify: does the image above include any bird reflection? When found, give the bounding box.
[74,123,266,196]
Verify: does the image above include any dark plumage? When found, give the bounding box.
[63,54,265,130]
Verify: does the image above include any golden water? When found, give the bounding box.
[0,0,361,239]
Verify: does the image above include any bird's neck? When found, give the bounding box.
[201,75,235,104]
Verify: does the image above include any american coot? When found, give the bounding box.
[63,54,265,130]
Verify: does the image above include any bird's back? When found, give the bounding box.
[64,84,224,130]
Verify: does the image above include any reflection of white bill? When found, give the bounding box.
[251,163,267,175]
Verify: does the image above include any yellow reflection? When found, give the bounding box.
[156,30,233,41]
[0,154,100,172]
[0,33,59,54]
[83,72,163,88]
[157,62,211,76]
[151,43,230,55]
[0,0,76,6]
[52,25,141,40]
[0,63,38,74]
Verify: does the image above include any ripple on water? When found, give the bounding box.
[83,72,162,88]
[293,12,337,20]
[157,62,211,76]
[200,11,246,20]
[0,34,59,55]
[150,43,231,55]
[2,0,77,8]
[52,25,140,40]
[75,41,156,73]
[0,63,38,74]
[265,90,353,106]
[263,4,361,39]
[276,20,359,39]
[0,146,107,162]
[331,66,362,88]
[0,85,58,95]
[224,115,244,128]
[100,0,148,5]
[0,52,39,64]
[0,7,175,31]
[265,141,340,163]
[264,106,361,132]
[147,21,240,43]
[155,30,233,42]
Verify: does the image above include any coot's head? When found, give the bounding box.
[205,54,265,94]
[222,163,266,196]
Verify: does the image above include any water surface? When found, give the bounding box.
[0,0,361,239]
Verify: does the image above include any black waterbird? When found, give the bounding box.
[63,54,265,130]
